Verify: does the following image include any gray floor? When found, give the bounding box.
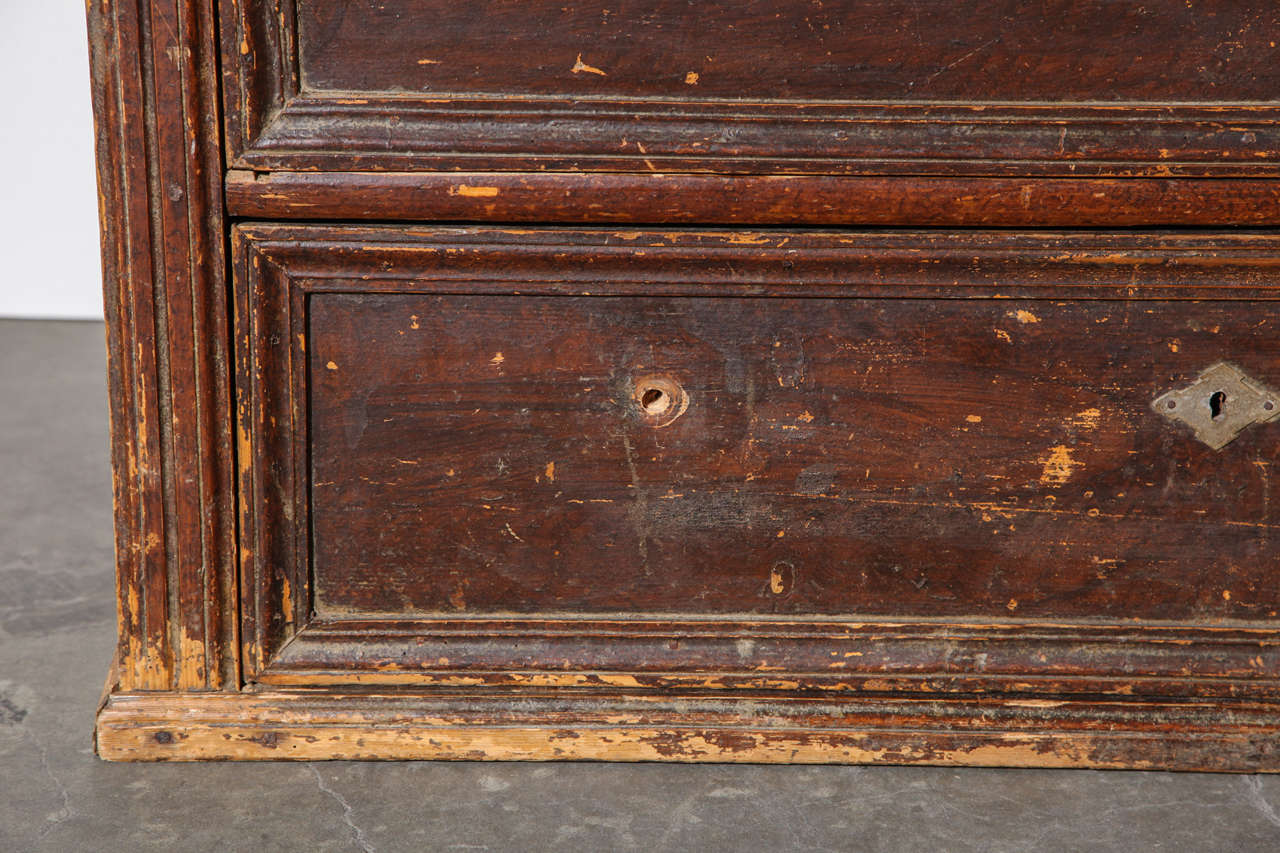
[3,318,1280,852]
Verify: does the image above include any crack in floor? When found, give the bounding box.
[308,763,376,853]
[27,727,73,840]
[1241,776,1280,830]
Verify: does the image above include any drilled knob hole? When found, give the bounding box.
[631,375,687,427]
[640,387,667,414]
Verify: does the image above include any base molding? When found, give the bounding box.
[96,688,1280,770]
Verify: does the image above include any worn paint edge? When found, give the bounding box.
[95,689,1280,770]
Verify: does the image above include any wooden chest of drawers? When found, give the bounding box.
[91,0,1280,768]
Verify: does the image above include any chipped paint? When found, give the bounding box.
[97,692,1280,769]
[1071,408,1102,430]
[571,54,607,75]
[1039,445,1080,486]
[452,185,500,198]
[281,577,292,626]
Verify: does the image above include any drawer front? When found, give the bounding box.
[222,1,1280,175]
[234,227,1280,695]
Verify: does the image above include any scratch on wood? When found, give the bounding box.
[619,432,651,573]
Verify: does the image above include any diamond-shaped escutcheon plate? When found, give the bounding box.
[1152,362,1280,450]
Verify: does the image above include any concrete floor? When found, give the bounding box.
[3,318,1280,852]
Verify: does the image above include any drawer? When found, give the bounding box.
[222,1,1280,177]
[233,226,1280,697]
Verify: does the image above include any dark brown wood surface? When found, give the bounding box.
[297,0,1280,102]
[308,292,1279,621]
[221,1,1280,175]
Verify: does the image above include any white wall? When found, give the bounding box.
[0,3,104,319]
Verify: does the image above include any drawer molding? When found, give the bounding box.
[226,171,1280,228]
[259,617,1280,701]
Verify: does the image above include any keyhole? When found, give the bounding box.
[1209,390,1226,420]
[640,387,666,414]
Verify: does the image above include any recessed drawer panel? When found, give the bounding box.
[310,293,1276,622]
[233,226,1280,694]
[295,0,1279,102]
